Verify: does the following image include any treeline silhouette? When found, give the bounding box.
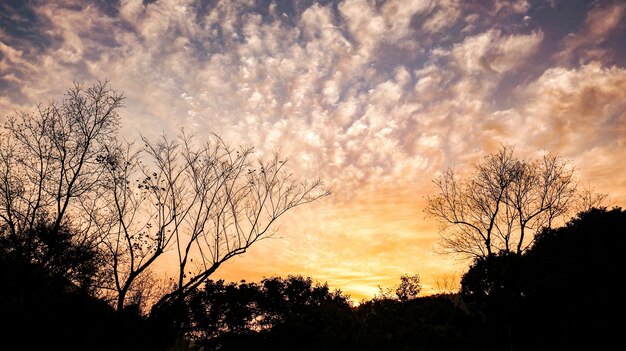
[2,207,623,350]
[1,83,623,349]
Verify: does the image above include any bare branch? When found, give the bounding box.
[425,146,579,259]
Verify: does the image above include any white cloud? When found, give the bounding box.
[495,0,530,15]
[514,63,626,152]
[423,0,461,33]
[450,29,544,74]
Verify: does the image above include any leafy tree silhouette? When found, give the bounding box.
[460,207,626,350]
[520,207,625,349]
[174,275,483,351]
[0,221,174,350]
[178,275,354,350]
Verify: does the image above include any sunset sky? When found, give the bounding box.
[1,0,625,300]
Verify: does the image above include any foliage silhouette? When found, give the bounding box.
[395,273,422,301]
[0,222,177,350]
[355,295,482,351]
[0,217,102,293]
[171,275,482,351]
[4,207,619,350]
[176,275,354,350]
[460,207,625,350]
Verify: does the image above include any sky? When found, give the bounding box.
[1,0,625,300]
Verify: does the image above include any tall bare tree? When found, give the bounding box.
[425,146,578,259]
[99,132,330,311]
[0,81,123,259]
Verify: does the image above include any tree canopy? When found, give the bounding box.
[460,207,625,350]
[424,146,602,258]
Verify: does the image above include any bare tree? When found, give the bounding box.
[0,81,330,314]
[573,182,608,214]
[433,272,460,295]
[507,153,577,253]
[0,81,122,262]
[425,146,578,259]
[100,132,330,311]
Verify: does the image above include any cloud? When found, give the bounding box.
[494,0,530,15]
[449,29,543,75]
[0,41,33,81]
[422,0,461,33]
[514,63,626,153]
[555,2,625,65]
[339,0,432,52]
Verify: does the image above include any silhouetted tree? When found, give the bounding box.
[373,274,422,302]
[151,273,487,350]
[573,182,608,214]
[520,207,625,349]
[395,273,422,301]
[425,146,578,258]
[0,217,102,293]
[433,272,460,295]
[0,81,330,315]
[355,294,482,351]
[0,81,123,304]
[0,81,122,246]
[181,275,353,350]
[97,132,330,312]
[460,253,526,350]
[460,207,625,350]
[0,221,174,350]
